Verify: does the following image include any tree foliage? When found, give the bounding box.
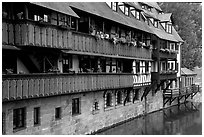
[158,2,202,70]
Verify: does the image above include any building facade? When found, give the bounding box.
[2,2,185,135]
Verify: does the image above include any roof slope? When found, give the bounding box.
[141,2,162,11]
[31,2,79,18]
[158,13,172,22]
[181,68,197,76]
[68,2,152,34]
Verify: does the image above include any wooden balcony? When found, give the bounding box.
[2,73,135,102]
[151,71,177,81]
[152,49,177,60]
[2,19,151,60]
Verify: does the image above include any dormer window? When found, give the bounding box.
[124,6,129,16]
[149,18,154,24]
[106,2,117,12]
[154,20,158,28]
[166,22,172,33]
[136,11,140,20]
[119,4,125,13]
[147,7,152,12]
[142,5,145,9]
[112,2,117,11]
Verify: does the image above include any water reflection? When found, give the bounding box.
[96,102,202,135]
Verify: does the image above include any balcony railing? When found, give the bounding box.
[152,49,177,60]
[2,73,135,102]
[2,19,151,59]
[151,71,177,81]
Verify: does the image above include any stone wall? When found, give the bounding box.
[2,87,164,135]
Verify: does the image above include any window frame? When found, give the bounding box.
[13,107,26,131]
[34,107,40,126]
[55,107,61,120]
[72,98,81,115]
[116,90,123,105]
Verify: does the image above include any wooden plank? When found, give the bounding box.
[62,77,66,93]
[34,25,41,46]
[14,24,21,45]
[44,78,50,96]
[33,79,40,97]
[82,36,86,51]
[68,31,72,49]
[22,79,28,98]
[9,80,16,100]
[8,23,14,45]
[2,22,8,44]
[54,78,59,94]
[66,77,71,93]
[49,78,54,95]
[52,29,57,48]
[16,79,22,99]
[39,79,44,96]
[41,27,46,47]
[28,24,34,46]
[58,30,63,49]
[2,80,9,101]
[63,31,68,49]
[58,77,62,94]
[21,23,28,45]
[47,27,52,47]
[28,79,34,98]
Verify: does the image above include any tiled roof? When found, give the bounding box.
[158,13,172,22]
[68,2,152,34]
[31,2,79,18]
[123,2,142,11]
[140,2,162,11]
[149,26,178,42]
[181,68,197,76]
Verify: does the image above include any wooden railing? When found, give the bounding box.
[2,73,134,102]
[2,19,72,49]
[2,19,151,59]
[151,71,177,81]
[152,49,177,60]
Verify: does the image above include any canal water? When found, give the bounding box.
[96,102,202,135]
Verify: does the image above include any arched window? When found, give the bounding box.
[106,92,113,107]
[116,91,123,105]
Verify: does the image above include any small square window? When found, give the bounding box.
[55,107,61,120]
[13,107,26,130]
[34,107,40,126]
[72,98,81,115]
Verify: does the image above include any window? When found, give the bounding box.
[119,5,125,13]
[147,7,152,12]
[149,18,154,24]
[170,43,175,51]
[13,107,26,130]
[145,61,149,73]
[34,107,40,126]
[93,100,99,111]
[72,98,80,115]
[136,11,140,20]
[55,107,61,120]
[124,6,129,16]
[166,23,172,33]
[116,91,123,105]
[105,92,113,107]
[112,2,117,11]
[154,20,158,28]
[136,61,140,73]
[62,55,72,73]
[133,89,139,101]
[131,9,136,17]
[126,90,131,102]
